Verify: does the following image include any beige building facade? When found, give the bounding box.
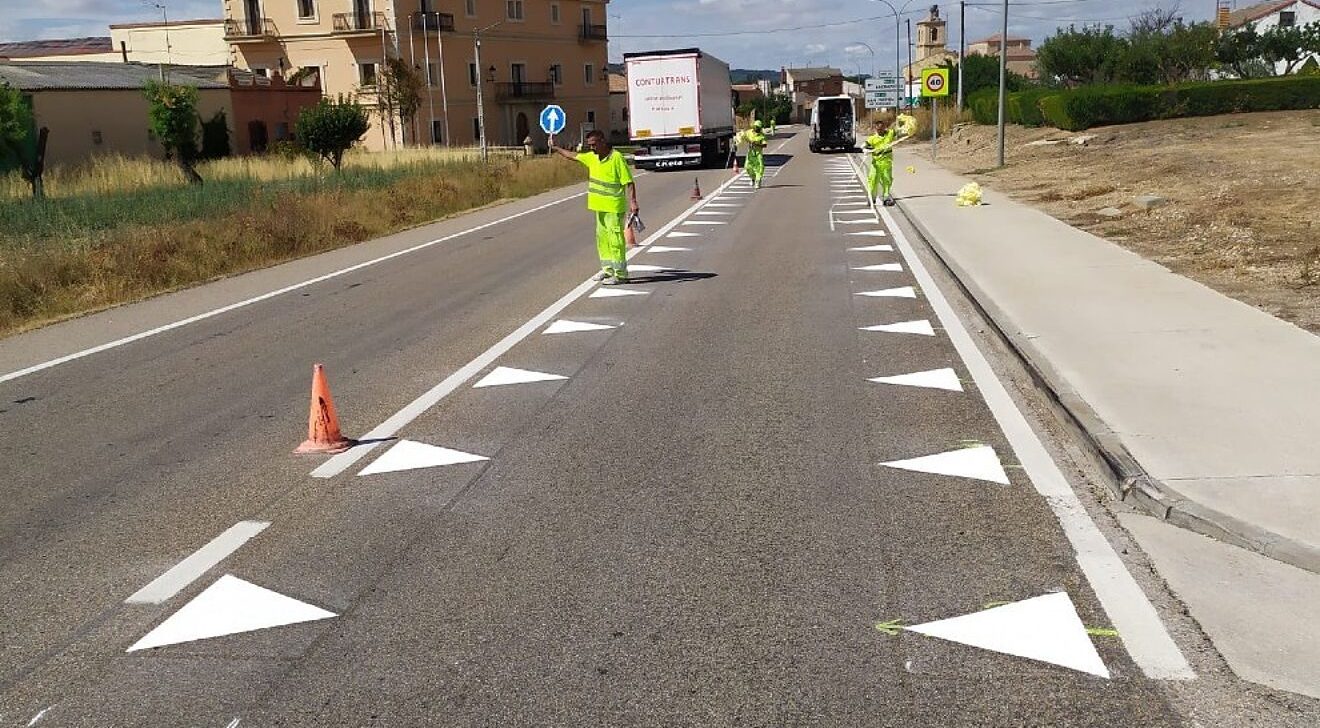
[110,19,231,66]
[223,0,611,150]
[966,33,1038,79]
[0,62,232,167]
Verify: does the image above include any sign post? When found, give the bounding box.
[921,68,949,159]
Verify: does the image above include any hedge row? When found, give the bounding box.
[1048,75,1319,130]
[970,76,1320,131]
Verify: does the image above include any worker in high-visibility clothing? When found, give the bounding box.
[551,129,640,285]
[768,118,777,136]
[865,118,897,206]
[737,120,769,189]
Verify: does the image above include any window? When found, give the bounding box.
[359,62,378,86]
[582,7,591,26]
[91,130,103,145]
[297,0,316,20]
[275,122,290,140]
[931,27,938,43]
[1279,10,1296,27]
[420,0,436,11]
[511,62,526,83]
[584,63,594,85]
[468,62,478,86]
[549,63,562,85]
[472,117,481,142]
[431,119,444,144]
[427,62,440,87]
[465,0,476,17]
[586,110,595,123]
[550,2,560,23]
[506,0,523,21]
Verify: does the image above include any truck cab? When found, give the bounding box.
[809,96,857,153]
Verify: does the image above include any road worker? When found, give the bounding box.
[865,118,897,206]
[550,129,640,285]
[737,120,769,189]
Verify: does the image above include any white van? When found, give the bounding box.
[809,96,857,153]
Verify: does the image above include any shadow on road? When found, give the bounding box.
[625,270,718,285]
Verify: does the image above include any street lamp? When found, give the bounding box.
[847,41,876,78]
[473,19,504,160]
[869,0,920,109]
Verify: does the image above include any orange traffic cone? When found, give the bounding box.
[295,363,354,454]
[732,155,741,175]
[690,177,702,200]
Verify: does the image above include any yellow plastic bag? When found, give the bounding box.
[895,114,918,138]
[905,165,917,174]
[955,182,983,207]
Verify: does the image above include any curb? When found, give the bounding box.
[893,196,1320,577]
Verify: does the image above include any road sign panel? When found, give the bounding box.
[539,104,566,135]
[865,91,900,109]
[921,68,949,97]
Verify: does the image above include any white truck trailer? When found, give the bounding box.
[624,48,735,170]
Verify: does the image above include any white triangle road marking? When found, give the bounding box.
[127,575,335,652]
[880,445,1009,485]
[359,440,489,475]
[907,593,1110,678]
[473,366,568,388]
[543,319,618,334]
[589,287,649,298]
[854,263,904,272]
[644,245,691,253]
[850,244,894,252]
[682,221,727,226]
[667,231,701,238]
[860,320,936,336]
[848,230,887,237]
[857,287,916,298]
[627,264,672,273]
[838,219,879,225]
[705,203,742,207]
[868,367,963,392]
[694,211,732,215]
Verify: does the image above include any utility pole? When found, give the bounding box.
[957,0,965,113]
[996,0,1008,167]
[906,18,912,110]
[419,13,435,145]
[474,20,505,160]
[437,25,451,147]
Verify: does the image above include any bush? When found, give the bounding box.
[1007,89,1060,127]
[1039,75,1320,130]
[295,96,370,170]
[968,89,998,125]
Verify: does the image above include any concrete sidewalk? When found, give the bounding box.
[888,149,1320,574]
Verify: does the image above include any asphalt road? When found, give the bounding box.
[2,131,1190,726]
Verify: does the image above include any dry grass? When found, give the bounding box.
[0,146,523,200]
[922,110,1320,333]
[0,153,578,336]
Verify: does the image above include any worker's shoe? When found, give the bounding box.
[592,270,609,282]
[883,196,896,207]
[601,275,628,286]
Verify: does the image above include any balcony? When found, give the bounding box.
[494,81,556,102]
[332,11,386,35]
[223,17,276,42]
[579,23,607,41]
[411,12,455,32]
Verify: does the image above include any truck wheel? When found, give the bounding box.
[809,142,820,153]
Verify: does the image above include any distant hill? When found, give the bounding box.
[731,69,779,84]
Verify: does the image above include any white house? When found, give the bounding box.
[1226,0,1320,74]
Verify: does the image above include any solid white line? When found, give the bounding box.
[126,521,270,604]
[311,173,746,478]
[848,156,1194,680]
[0,192,591,386]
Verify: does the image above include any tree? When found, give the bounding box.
[1217,21,1320,77]
[377,57,423,146]
[1259,22,1320,75]
[144,80,203,184]
[942,53,1029,97]
[1036,24,1126,86]
[0,82,49,199]
[1122,20,1218,85]
[741,93,792,124]
[295,95,370,170]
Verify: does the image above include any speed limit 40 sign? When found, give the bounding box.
[921,68,949,97]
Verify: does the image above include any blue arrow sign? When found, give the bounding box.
[539,104,566,135]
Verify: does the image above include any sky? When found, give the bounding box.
[3,0,1225,71]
